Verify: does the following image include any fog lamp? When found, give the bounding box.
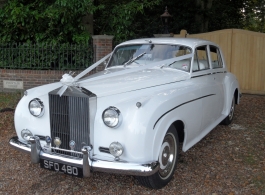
[109,142,124,160]
[54,137,61,148]
[21,129,33,141]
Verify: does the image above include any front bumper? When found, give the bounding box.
[9,136,159,177]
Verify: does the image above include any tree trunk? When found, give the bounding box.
[195,0,213,33]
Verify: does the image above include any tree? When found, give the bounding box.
[207,0,245,32]
[94,0,161,43]
[243,0,265,32]
[0,0,251,44]
[94,0,246,43]
[0,0,102,43]
[195,0,213,33]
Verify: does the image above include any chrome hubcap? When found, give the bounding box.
[228,98,235,120]
[158,133,176,179]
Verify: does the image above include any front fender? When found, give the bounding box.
[93,80,201,163]
[14,83,61,142]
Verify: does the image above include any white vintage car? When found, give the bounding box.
[10,38,240,189]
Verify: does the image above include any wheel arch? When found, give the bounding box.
[172,120,185,143]
[234,88,239,104]
[223,73,240,116]
[152,118,185,160]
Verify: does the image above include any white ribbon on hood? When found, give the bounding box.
[57,52,193,96]
[57,53,112,96]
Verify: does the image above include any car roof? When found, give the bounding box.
[117,38,217,49]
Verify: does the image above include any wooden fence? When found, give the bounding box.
[174,29,265,95]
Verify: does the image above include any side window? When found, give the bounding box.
[193,46,209,72]
[209,46,223,68]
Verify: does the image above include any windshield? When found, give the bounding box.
[107,44,192,69]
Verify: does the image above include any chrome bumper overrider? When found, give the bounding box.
[9,136,159,177]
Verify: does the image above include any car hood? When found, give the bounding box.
[78,68,190,97]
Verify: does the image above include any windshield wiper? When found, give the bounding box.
[124,52,146,67]
[160,60,178,69]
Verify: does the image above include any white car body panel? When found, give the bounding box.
[11,37,240,176]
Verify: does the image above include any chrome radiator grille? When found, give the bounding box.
[49,88,92,157]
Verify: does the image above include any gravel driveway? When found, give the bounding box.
[1,94,265,195]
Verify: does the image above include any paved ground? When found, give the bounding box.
[0,94,265,194]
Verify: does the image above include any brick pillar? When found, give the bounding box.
[92,35,114,62]
[92,35,114,72]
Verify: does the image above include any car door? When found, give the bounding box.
[208,45,226,118]
[191,45,223,134]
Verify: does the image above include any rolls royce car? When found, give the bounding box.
[9,38,240,189]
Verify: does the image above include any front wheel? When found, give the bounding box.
[136,125,179,189]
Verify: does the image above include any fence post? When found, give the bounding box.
[180,30,188,38]
[173,29,187,38]
[92,35,114,72]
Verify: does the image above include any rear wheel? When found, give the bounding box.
[221,95,235,125]
[136,125,179,189]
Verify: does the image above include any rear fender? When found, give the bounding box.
[222,73,240,116]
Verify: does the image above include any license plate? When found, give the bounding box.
[40,159,83,177]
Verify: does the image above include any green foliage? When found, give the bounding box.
[0,42,94,70]
[95,0,246,43]
[207,0,245,32]
[243,0,265,32]
[94,0,161,43]
[0,92,21,110]
[0,0,262,50]
[0,0,103,44]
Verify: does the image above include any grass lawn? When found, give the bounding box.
[0,92,22,110]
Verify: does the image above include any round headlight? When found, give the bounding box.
[21,129,33,141]
[109,142,124,158]
[28,98,44,117]
[102,107,122,128]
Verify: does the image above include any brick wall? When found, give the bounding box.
[0,69,82,92]
[92,35,114,72]
[0,35,114,93]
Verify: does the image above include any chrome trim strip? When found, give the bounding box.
[191,73,211,78]
[89,95,97,154]
[214,71,225,74]
[191,71,226,79]
[9,136,159,177]
[91,160,159,176]
[52,147,83,155]
[9,136,31,154]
